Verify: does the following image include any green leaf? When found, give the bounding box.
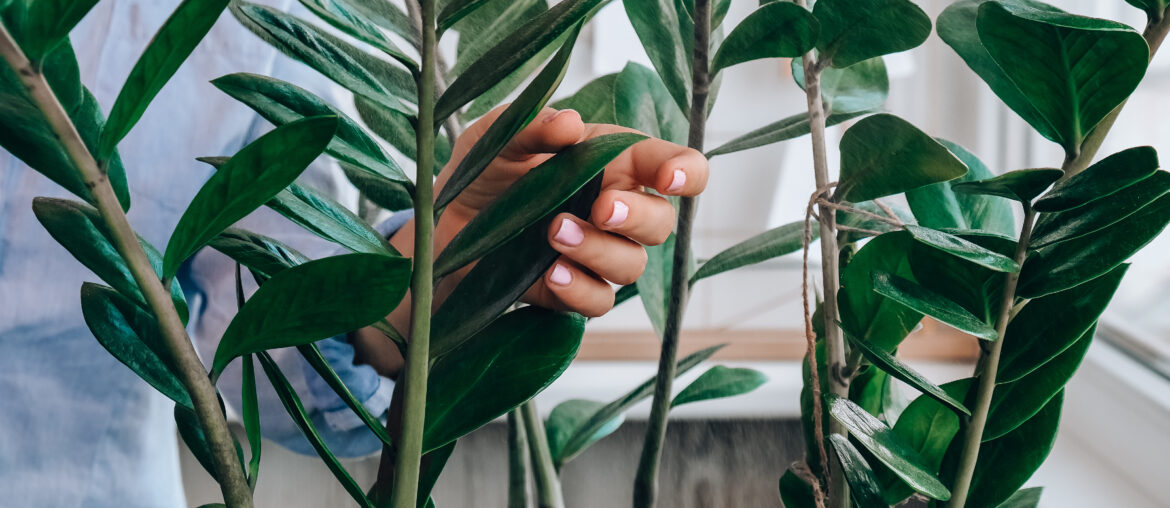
[435,23,581,209]
[976,2,1149,154]
[1018,193,1168,298]
[545,399,625,469]
[905,225,1019,273]
[1034,146,1158,212]
[231,2,415,115]
[438,0,492,31]
[792,56,889,115]
[211,253,411,375]
[850,366,900,422]
[828,395,951,501]
[298,0,415,69]
[418,442,456,508]
[438,0,605,122]
[691,221,810,284]
[838,232,923,351]
[842,326,971,416]
[828,434,886,507]
[874,379,969,505]
[706,109,872,157]
[175,405,228,481]
[464,18,568,120]
[431,176,602,359]
[998,487,1044,508]
[256,352,374,508]
[999,264,1126,382]
[778,469,819,508]
[551,73,620,124]
[906,139,1015,237]
[812,0,931,68]
[449,0,545,75]
[434,132,646,277]
[985,325,1092,441]
[33,198,189,323]
[952,168,1064,203]
[297,343,394,448]
[353,97,450,174]
[0,0,98,61]
[212,72,406,183]
[342,164,414,212]
[837,114,968,202]
[424,307,585,452]
[1031,170,1170,249]
[268,180,397,256]
[711,2,818,73]
[550,344,725,467]
[637,233,676,339]
[240,354,262,487]
[319,0,415,42]
[622,0,691,115]
[907,233,1014,324]
[165,116,337,278]
[98,0,230,160]
[79,283,192,409]
[836,201,914,245]
[671,365,768,407]
[208,228,308,282]
[614,62,689,145]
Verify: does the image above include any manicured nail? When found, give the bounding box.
[605,200,629,227]
[666,169,686,193]
[544,109,576,124]
[550,263,572,286]
[554,218,585,246]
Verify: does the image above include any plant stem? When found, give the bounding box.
[507,410,532,508]
[631,2,709,507]
[405,0,462,148]
[945,207,1037,508]
[0,23,253,508]
[521,400,564,508]
[388,0,437,506]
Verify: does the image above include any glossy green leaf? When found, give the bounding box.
[836,201,914,244]
[843,326,971,415]
[906,139,1015,237]
[424,307,585,452]
[431,176,602,359]
[79,283,192,409]
[792,56,889,115]
[212,72,406,183]
[33,198,189,323]
[999,265,1126,382]
[240,354,262,487]
[837,114,968,202]
[297,343,394,448]
[905,225,1019,273]
[998,487,1044,508]
[622,0,691,115]
[985,325,1092,441]
[828,395,951,500]
[256,352,374,508]
[0,0,98,61]
[434,132,646,277]
[672,365,767,407]
[98,0,230,160]
[907,233,1014,324]
[342,164,413,212]
[438,0,604,122]
[464,19,568,120]
[839,232,923,351]
[711,2,818,73]
[691,221,810,284]
[418,442,456,508]
[175,405,226,481]
[298,0,414,68]
[325,0,415,42]
[232,2,415,115]
[637,233,676,339]
[353,97,450,174]
[208,228,307,283]
[435,23,581,209]
[1031,171,1170,249]
[879,379,969,504]
[952,168,1064,203]
[614,62,689,145]
[551,73,619,124]
[165,116,337,278]
[268,182,397,256]
[778,469,818,508]
[812,0,931,68]
[976,2,1149,154]
[1018,193,1168,298]
[545,399,625,469]
[438,0,492,31]
[552,344,725,467]
[850,365,900,423]
[211,253,410,375]
[705,109,871,157]
[829,434,886,507]
[1034,146,1158,212]
[449,0,545,75]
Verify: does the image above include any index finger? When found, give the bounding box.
[585,124,709,197]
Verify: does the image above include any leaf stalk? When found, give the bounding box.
[521,400,565,508]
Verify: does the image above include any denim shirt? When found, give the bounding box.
[0,1,399,506]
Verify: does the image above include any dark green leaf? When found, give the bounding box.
[1031,170,1170,249]
[342,163,414,212]
[212,72,406,183]
[705,109,871,158]
[637,233,676,339]
[268,182,397,256]
[838,232,923,351]
[240,354,262,487]
[985,325,1092,441]
[418,442,456,508]
[828,395,951,500]
[691,221,810,284]
[850,366,899,422]
[464,18,568,120]
[353,97,450,173]
[998,487,1044,508]
[778,469,818,508]
[298,0,414,68]
[976,2,1149,154]
[1034,146,1158,212]
[0,0,98,61]
[434,132,646,277]
[165,116,337,278]
[98,0,230,160]
[438,0,492,31]
[551,73,619,124]
[711,2,818,73]
[829,434,886,507]
[79,283,191,409]
[322,0,415,42]
[905,225,1019,273]
[208,228,308,282]
[812,0,931,68]
[175,405,225,481]
[449,0,546,75]
[874,379,970,505]
[906,139,1015,237]
[836,201,913,244]
[211,253,410,375]
[843,326,971,415]
[837,114,968,202]
[424,307,585,452]
[621,0,691,115]
[297,343,394,448]
[671,365,767,407]
[33,198,189,323]
[907,233,1014,324]
[257,352,374,508]
[614,62,689,145]
[545,399,625,469]
[792,56,889,115]
[952,168,1063,203]
[999,264,1126,382]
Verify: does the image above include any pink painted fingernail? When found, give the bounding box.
[666,169,686,193]
[605,200,629,227]
[544,109,576,124]
[554,218,585,246]
[550,263,572,286]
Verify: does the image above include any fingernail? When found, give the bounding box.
[605,200,629,227]
[550,263,572,286]
[544,109,576,124]
[554,218,584,246]
[666,169,686,193]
